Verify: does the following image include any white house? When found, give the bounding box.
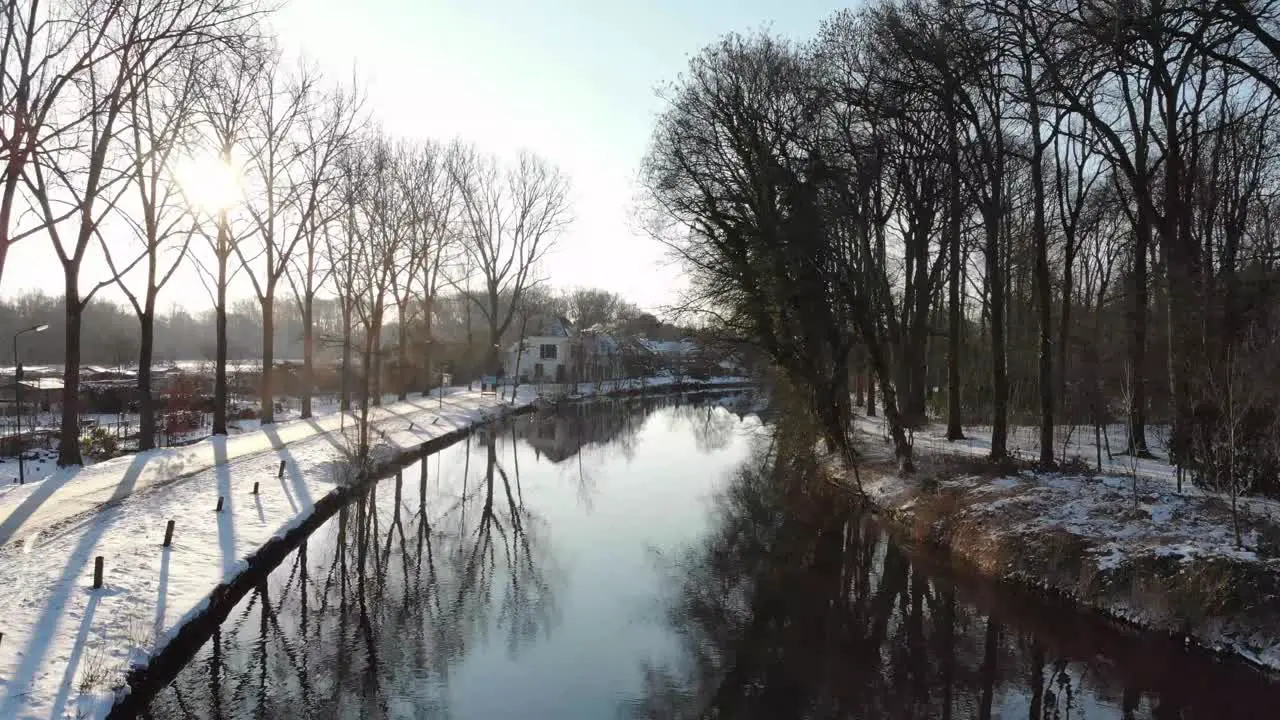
[503,317,626,384]
[503,316,575,383]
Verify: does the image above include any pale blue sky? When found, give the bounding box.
[6,0,851,313]
[273,0,850,312]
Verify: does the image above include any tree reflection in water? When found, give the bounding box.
[626,437,1280,720]
[144,428,557,719]
[506,392,765,508]
[136,394,1276,720]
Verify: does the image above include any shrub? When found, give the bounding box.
[1188,401,1280,498]
[82,427,120,460]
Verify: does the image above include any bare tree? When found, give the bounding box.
[276,73,362,418]
[193,42,264,436]
[236,54,320,424]
[387,141,425,400]
[452,147,571,375]
[0,0,122,284]
[102,44,204,450]
[27,0,255,465]
[348,134,403,460]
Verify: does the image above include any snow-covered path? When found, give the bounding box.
[0,391,492,547]
[0,388,534,720]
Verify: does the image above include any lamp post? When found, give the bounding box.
[13,323,49,484]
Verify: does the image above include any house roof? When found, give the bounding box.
[1,378,66,391]
[637,338,698,356]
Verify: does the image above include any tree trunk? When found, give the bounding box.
[1028,95,1054,467]
[487,312,501,376]
[260,289,275,425]
[58,271,83,467]
[944,91,965,441]
[301,296,314,419]
[372,331,383,406]
[987,212,1009,460]
[421,298,435,393]
[946,178,964,440]
[397,319,409,401]
[465,295,474,379]
[340,296,352,412]
[866,373,877,417]
[1128,220,1150,456]
[1056,255,1073,419]
[862,334,912,473]
[358,329,374,464]
[137,309,156,451]
[0,169,19,286]
[510,312,531,403]
[213,212,229,436]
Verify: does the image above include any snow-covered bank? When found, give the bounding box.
[497,374,752,400]
[829,440,1280,675]
[0,388,535,720]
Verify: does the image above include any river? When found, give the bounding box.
[136,392,1279,719]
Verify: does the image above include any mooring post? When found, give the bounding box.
[215,496,224,512]
[93,556,104,589]
[278,460,286,478]
[252,481,259,495]
[163,520,175,547]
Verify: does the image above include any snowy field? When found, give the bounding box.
[0,387,535,720]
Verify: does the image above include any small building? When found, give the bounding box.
[634,337,701,376]
[0,377,66,414]
[504,316,576,383]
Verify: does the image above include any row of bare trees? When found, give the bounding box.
[646,0,1280,497]
[1,0,571,467]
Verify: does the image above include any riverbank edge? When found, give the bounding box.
[104,400,536,719]
[105,380,756,717]
[823,454,1280,679]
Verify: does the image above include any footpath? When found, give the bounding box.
[0,388,534,720]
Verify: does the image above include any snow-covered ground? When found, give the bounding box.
[855,412,1280,525]
[844,413,1280,673]
[857,412,1188,486]
[0,387,535,720]
[538,375,751,398]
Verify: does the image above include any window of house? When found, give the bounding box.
[540,344,557,360]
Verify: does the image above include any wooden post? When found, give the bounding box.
[215,496,224,512]
[163,520,175,547]
[278,460,286,478]
[93,556,104,589]
[252,481,259,495]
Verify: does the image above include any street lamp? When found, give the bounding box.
[14,323,49,484]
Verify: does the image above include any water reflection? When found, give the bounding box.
[142,394,761,719]
[139,394,1278,720]
[627,442,1280,720]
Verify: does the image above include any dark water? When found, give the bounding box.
[140,393,1280,719]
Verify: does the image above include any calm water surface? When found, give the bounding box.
[141,393,1280,719]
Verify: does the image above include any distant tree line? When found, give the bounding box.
[644,0,1280,502]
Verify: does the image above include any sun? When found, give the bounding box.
[172,152,241,213]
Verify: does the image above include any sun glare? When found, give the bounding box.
[173,153,241,213]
